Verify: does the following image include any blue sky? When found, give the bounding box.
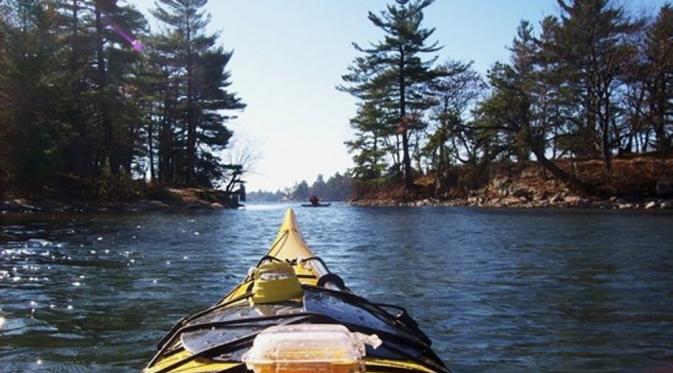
[132,0,667,191]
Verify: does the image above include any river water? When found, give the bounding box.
[1,204,672,372]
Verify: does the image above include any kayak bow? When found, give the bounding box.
[144,208,448,373]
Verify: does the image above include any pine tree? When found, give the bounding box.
[53,0,96,177]
[291,180,310,201]
[475,21,597,195]
[0,0,63,186]
[551,0,643,171]
[344,101,389,180]
[643,4,673,152]
[0,0,248,199]
[341,0,441,189]
[151,0,244,186]
[424,60,484,186]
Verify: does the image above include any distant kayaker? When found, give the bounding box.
[309,195,320,206]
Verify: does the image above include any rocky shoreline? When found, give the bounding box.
[350,195,673,209]
[350,174,673,210]
[0,188,238,215]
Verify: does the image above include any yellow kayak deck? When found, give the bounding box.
[144,209,446,373]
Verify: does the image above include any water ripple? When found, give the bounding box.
[1,207,672,372]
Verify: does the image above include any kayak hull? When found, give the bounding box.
[144,209,448,373]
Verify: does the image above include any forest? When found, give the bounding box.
[247,172,352,202]
[0,0,245,201]
[340,0,673,200]
[2,0,672,207]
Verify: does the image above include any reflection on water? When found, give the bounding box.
[1,206,673,372]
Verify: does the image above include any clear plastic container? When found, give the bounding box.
[242,324,381,373]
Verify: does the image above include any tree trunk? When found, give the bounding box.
[69,0,87,176]
[530,143,601,196]
[398,48,412,190]
[148,103,155,181]
[94,4,113,174]
[185,21,196,186]
[69,0,79,74]
[653,85,669,152]
[601,98,612,173]
[159,86,173,184]
[393,134,401,174]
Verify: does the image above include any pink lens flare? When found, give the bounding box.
[131,39,144,53]
[105,18,144,53]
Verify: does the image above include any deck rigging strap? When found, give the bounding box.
[149,311,448,373]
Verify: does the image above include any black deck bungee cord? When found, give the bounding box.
[148,251,447,372]
[149,312,448,373]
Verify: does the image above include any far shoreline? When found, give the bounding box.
[349,196,673,210]
[0,187,241,216]
[3,195,673,216]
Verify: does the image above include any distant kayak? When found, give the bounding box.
[301,202,332,207]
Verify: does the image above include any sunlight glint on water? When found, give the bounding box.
[1,206,673,372]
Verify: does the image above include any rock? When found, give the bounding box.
[467,196,483,205]
[39,199,66,211]
[0,200,22,212]
[645,201,658,209]
[492,177,511,189]
[186,201,210,209]
[452,199,467,206]
[148,200,169,208]
[564,196,581,205]
[614,198,628,206]
[468,188,486,197]
[656,180,673,196]
[491,177,512,196]
[577,198,592,208]
[501,197,521,207]
[594,201,611,209]
[130,200,169,211]
[520,168,538,178]
[512,186,532,199]
[550,194,564,203]
[5,199,42,212]
[660,201,673,209]
[537,200,550,208]
[618,203,633,209]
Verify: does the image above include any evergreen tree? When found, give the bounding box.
[0,0,247,199]
[290,180,310,201]
[310,174,327,198]
[642,4,673,152]
[423,60,484,191]
[475,21,597,195]
[0,0,63,186]
[550,0,643,171]
[50,0,147,178]
[341,0,441,189]
[344,101,390,180]
[151,0,244,186]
